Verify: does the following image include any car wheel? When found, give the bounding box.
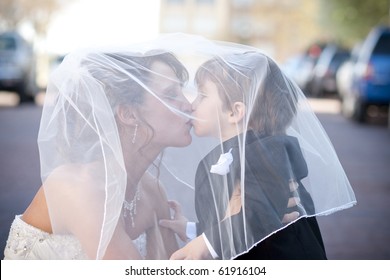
[352,98,367,123]
[17,79,35,104]
[310,81,324,98]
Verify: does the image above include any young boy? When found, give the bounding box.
[162,51,327,260]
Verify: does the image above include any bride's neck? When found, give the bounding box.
[123,145,162,198]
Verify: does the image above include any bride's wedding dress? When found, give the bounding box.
[3,215,87,260]
[3,215,147,260]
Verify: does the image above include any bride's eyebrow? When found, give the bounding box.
[160,83,181,95]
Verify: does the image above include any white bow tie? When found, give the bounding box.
[210,148,233,175]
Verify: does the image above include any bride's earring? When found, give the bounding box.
[132,124,138,144]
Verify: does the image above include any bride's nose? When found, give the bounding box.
[180,96,192,114]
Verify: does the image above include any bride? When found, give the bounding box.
[3,49,193,259]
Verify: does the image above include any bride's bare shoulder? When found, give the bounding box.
[43,162,106,199]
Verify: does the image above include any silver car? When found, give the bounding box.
[0,31,37,102]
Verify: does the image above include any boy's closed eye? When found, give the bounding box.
[197,92,208,100]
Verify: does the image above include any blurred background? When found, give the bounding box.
[0,0,389,260]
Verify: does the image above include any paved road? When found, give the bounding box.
[314,112,390,259]
[0,95,389,259]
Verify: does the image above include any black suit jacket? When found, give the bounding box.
[194,131,326,259]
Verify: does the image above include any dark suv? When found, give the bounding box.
[307,43,350,97]
[0,31,37,102]
[342,26,390,122]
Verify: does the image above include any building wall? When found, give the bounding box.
[159,0,325,62]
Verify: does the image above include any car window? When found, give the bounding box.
[332,52,349,64]
[372,33,390,55]
[0,37,16,51]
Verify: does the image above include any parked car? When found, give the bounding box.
[336,42,361,100]
[281,53,316,93]
[307,43,350,97]
[281,42,326,95]
[0,31,37,102]
[342,26,390,122]
[49,54,66,75]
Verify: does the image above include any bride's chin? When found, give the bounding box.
[179,134,192,147]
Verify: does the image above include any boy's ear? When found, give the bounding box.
[117,104,138,126]
[228,102,246,123]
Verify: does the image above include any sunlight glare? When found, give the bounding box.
[46,0,161,54]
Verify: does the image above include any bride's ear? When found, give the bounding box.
[228,102,246,124]
[117,104,138,126]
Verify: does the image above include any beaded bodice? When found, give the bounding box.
[3,215,148,260]
[3,215,88,260]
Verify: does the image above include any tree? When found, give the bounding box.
[318,0,389,46]
[0,0,72,37]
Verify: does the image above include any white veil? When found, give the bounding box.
[39,33,356,259]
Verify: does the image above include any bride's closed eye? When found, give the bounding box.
[162,88,179,99]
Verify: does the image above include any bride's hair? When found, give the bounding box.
[88,50,189,110]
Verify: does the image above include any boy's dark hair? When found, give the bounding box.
[195,51,298,135]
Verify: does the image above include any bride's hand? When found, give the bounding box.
[159,200,188,242]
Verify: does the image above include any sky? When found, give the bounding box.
[45,0,161,54]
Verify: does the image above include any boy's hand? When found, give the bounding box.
[170,235,213,260]
[159,200,188,242]
[283,179,301,223]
